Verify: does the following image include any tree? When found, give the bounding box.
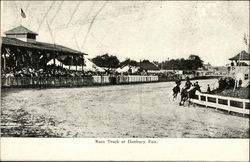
[120,58,138,67]
[161,55,204,70]
[188,54,203,70]
[92,53,120,69]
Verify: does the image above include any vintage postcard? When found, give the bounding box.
[0,0,249,161]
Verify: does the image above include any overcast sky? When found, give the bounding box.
[1,1,249,66]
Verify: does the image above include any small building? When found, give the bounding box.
[229,50,250,66]
[138,60,160,73]
[4,25,38,43]
[228,50,250,87]
[203,62,212,70]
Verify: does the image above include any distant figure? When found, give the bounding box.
[207,84,211,93]
[231,61,234,66]
[239,78,242,88]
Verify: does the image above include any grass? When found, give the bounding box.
[211,87,249,99]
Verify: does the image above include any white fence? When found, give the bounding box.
[92,76,111,84]
[117,75,159,84]
[191,91,250,115]
[1,76,93,87]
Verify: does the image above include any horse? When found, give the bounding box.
[179,86,201,107]
[172,85,180,100]
[172,79,181,100]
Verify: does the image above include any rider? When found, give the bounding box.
[194,81,201,92]
[172,78,181,98]
[184,77,192,90]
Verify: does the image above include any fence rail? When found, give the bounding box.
[191,91,250,115]
[116,75,159,84]
[1,75,159,88]
[1,76,93,88]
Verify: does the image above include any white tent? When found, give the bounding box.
[47,59,83,71]
[47,58,104,72]
[83,58,105,72]
[117,65,139,73]
[47,59,63,66]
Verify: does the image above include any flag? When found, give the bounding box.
[21,8,26,18]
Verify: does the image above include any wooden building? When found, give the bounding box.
[229,50,250,87]
[1,25,87,73]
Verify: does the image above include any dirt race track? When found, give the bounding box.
[1,79,249,138]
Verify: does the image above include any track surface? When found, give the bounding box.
[1,79,249,137]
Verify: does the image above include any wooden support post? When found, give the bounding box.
[3,52,6,73]
[53,55,56,76]
[198,94,201,102]
[242,101,246,117]
[205,96,208,108]
[82,56,84,73]
[215,98,218,111]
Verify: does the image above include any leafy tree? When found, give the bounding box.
[188,54,203,70]
[161,55,204,70]
[92,53,120,69]
[120,58,138,67]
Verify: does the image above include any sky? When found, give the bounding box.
[1,1,249,66]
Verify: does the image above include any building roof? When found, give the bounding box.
[204,62,211,66]
[4,25,38,35]
[229,50,250,61]
[1,37,87,56]
[139,61,160,70]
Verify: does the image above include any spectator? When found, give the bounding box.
[207,84,211,93]
[239,78,242,88]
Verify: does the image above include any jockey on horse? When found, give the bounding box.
[172,78,181,100]
[179,77,200,106]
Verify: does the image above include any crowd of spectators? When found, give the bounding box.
[2,65,96,78]
[1,65,159,78]
[218,77,235,90]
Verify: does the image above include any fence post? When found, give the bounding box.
[227,99,230,114]
[215,98,218,111]
[205,96,208,108]
[7,77,11,86]
[242,101,246,117]
[16,77,19,87]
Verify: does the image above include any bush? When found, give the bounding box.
[218,77,235,90]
